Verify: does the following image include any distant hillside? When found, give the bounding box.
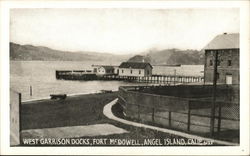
[145,49,204,65]
[127,55,151,63]
[10,42,204,65]
[10,42,129,63]
[126,49,204,65]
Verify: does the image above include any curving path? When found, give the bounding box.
[103,98,239,146]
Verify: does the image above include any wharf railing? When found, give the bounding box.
[56,70,204,84]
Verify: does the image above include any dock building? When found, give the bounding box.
[118,62,153,77]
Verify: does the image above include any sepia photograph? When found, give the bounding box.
[1,0,249,155]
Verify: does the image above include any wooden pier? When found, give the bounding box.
[56,70,204,84]
[100,74,204,84]
[56,70,97,80]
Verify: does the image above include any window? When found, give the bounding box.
[139,70,141,74]
[209,60,213,66]
[228,60,232,66]
[122,70,124,73]
[130,70,133,74]
[210,51,213,56]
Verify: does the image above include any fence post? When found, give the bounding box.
[152,108,155,123]
[187,101,191,132]
[217,102,222,133]
[174,69,176,85]
[210,50,218,137]
[138,104,140,120]
[19,93,22,144]
[169,111,172,127]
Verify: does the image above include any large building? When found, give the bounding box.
[118,62,153,77]
[203,33,239,85]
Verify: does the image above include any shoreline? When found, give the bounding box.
[22,89,118,103]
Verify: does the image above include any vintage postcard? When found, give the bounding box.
[1,0,249,155]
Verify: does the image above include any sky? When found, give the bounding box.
[10,8,239,55]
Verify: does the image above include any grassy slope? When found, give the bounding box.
[21,92,230,146]
[21,93,117,130]
[10,42,129,62]
[21,92,184,146]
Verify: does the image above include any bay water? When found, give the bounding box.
[10,61,203,101]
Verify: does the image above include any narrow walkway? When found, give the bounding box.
[103,98,239,146]
[22,123,128,138]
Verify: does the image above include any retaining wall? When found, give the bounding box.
[10,89,21,146]
[118,85,239,136]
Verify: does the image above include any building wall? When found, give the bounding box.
[144,65,153,77]
[97,67,115,75]
[118,68,145,77]
[118,65,152,77]
[204,49,239,84]
[97,67,106,75]
[93,67,98,73]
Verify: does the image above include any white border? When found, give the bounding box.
[1,0,249,155]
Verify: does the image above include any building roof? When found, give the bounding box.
[99,66,114,70]
[119,62,153,69]
[92,64,119,67]
[203,33,239,50]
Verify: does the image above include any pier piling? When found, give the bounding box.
[30,86,32,96]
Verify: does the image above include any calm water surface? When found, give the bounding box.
[10,61,204,101]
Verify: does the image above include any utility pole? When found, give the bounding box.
[210,50,218,136]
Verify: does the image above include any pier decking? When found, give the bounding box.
[56,70,204,84]
[56,70,97,80]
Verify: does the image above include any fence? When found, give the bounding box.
[118,85,239,142]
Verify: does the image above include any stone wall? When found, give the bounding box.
[118,85,239,135]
